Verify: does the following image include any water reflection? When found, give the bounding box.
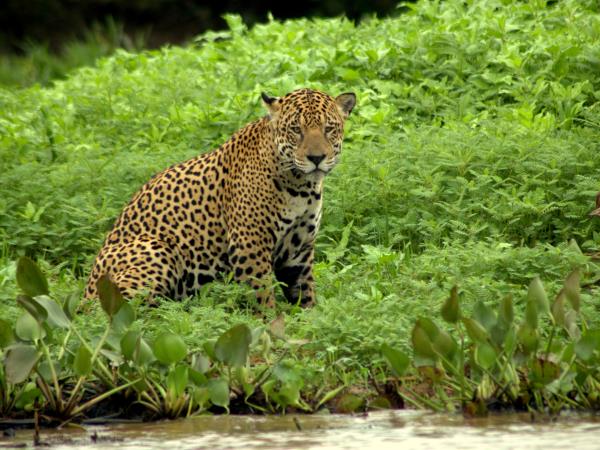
[2,411,599,450]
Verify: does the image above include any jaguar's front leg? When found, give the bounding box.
[228,240,276,308]
[274,246,316,307]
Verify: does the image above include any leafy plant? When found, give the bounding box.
[382,270,600,413]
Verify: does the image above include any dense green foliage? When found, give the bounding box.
[1,0,600,419]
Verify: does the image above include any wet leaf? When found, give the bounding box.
[97,274,125,319]
[0,319,14,348]
[73,346,92,376]
[335,393,364,413]
[475,342,497,369]
[207,378,229,408]
[563,269,580,312]
[15,312,45,342]
[16,295,47,323]
[441,286,460,323]
[462,318,488,343]
[153,333,187,365]
[215,323,252,368]
[381,343,409,376]
[36,295,70,329]
[3,344,39,384]
[16,257,48,297]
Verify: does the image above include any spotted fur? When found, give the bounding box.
[85,88,356,306]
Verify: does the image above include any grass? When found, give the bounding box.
[1,0,600,419]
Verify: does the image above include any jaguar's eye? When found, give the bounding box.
[290,125,302,134]
[324,125,336,134]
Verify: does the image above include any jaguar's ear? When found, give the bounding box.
[261,92,280,118]
[335,92,356,119]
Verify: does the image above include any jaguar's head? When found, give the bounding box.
[262,88,356,176]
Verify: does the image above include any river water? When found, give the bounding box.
[2,410,599,449]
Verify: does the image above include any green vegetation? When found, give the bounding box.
[1,0,600,421]
[0,19,147,88]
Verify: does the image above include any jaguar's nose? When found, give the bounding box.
[307,155,325,167]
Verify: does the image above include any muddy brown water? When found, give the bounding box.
[2,411,599,449]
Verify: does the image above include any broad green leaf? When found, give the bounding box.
[37,360,60,384]
[193,387,211,408]
[167,365,189,397]
[192,352,211,374]
[503,327,517,355]
[207,378,229,408]
[36,295,70,329]
[432,329,458,359]
[273,360,303,385]
[202,339,217,360]
[189,368,208,386]
[475,342,497,369]
[416,318,440,340]
[15,312,45,341]
[574,330,600,362]
[120,330,139,361]
[135,336,155,366]
[551,290,566,327]
[499,294,514,324]
[563,270,580,312]
[527,277,549,316]
[564,310,580,340]
[381,343,409,376]
[411,322,436,359]
[3,344,39,384]
[16,295,47,323]
[462,318,488,343]
[441,286,460,323]
[525,294,538,328]
[63,292,80,319]
[16,257,48,297]
[531,359,560,386]
[97,274,125,319]
[215,324,252,368]
[153,333,187,365]
[490,321,509,347]
[73,346,92,376]
[473,301,497,332]
[112,302,136,332]
[0,319,14,348]
[517,324,538,355]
